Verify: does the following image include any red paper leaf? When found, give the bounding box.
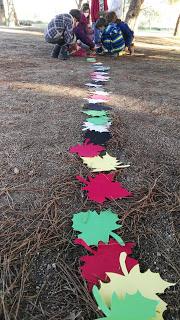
[75,239,138,291]
[76,173,132,204]
[69,139,105,157]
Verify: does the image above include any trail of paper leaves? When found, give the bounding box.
[68,59,174,320]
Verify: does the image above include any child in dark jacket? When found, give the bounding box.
[70,9,95,51]
[91,0,108,46]
[45,13,77,59]
[106,11,134,55]
[96,17,125,56]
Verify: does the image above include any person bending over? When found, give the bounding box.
[106,11,134,55]
[95,17,125,56]
[45,13,78,59]
[70,9,95,51]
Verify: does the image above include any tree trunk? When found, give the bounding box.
[0,0,6,25]
[6,0,19,26]
[75,0,83,9]
[174,14,180,36]
[125,0,144,29]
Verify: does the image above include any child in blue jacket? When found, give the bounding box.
[95,17,125,55]
[106,11,134,55]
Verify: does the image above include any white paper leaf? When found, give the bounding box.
[82,122,111,132]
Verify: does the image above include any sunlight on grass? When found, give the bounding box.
[10,81,85,97]
[136,41,180,51]
[0,27,43,36]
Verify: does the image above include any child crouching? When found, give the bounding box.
[95,18,125,56]
[106,11,134,55]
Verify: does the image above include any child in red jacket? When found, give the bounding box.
[82,3,94,40]
[91,0,108,45]
[91,0,108,23]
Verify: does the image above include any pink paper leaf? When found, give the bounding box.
[69,139,105,157]
[76,173,132,204]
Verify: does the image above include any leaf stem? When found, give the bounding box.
[110,232,125,246]
[120,252,128,276]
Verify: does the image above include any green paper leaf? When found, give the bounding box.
[93,289,158,320]
[86,116,110,125]
[83,110,109,117]
[93,286,111,317]
[72,210,124,246]
[87,57,97,62]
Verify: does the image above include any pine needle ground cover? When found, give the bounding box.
[0,29,179,319]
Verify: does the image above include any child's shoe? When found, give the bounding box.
[96,46,103,55]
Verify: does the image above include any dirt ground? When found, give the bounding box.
[0,28,179,320]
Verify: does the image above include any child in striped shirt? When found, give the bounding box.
[95,17,125,56]
[106,11,134,55]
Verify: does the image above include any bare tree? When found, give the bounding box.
[6,0,19,26]
[174,14,180,36]
[0,0,6,24]
[75,0,83,9]
[125,0,144,29]
[0,0,19,26]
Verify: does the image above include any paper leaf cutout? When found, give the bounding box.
[86,99,107,104]
[93,288,158,320]
[91,79,109,82]
[151,300,168,320]
[83,110,108,117]
[91,81,107,85]
[85,83,102,88]
[89,95,109,101]
[69,139,105,157]
[83,104,112,111]
[99,252,176,306]
[76,173,132,204]
[72,210,124,246]
[93,67,110,72]
[74,239,138,290]
[90,91,110,96]
[91,72,109,77]
[87,57,96,62]
[84,131,112,145]
[91,73,110,77]
[86,116,110,125]
[82,122,111,133]
[91,77,110,81]
[81,153,130,172]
